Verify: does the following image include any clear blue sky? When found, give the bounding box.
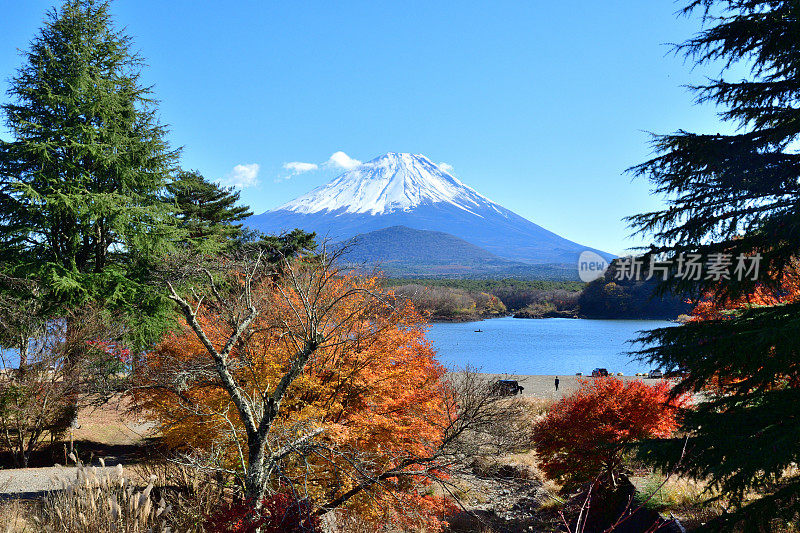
[1,1,733,256]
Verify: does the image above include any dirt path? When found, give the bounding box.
[0,465,118,496]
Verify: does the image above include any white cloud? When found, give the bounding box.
[283,161,318,174]
[437,162,454,173]
[277,161,319,182]
[326,151,361,170]
[222,163,260,188]
[274,151,361,182]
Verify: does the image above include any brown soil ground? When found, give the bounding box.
[72,396,154,446]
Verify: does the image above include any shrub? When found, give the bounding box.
[205,493,320,533]
[0,303,129,467]
[533,377,685,487]
[0,378,74,466]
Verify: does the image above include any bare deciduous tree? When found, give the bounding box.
[0,297,124,467]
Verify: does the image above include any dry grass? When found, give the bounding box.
[0,458,232,533]
[46,461,170,532]
[633,473,707,509]
[0,461,171,533]
[130,459,229,533]
[631,473,725,528]
[499,448,561,495]
[519,397,555,418]
[0,501,39,532]
[634,473,800,531]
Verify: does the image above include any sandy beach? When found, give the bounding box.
[477,373,666,401]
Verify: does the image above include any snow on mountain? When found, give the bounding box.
[248,152,614,267]
[279,152,502,217]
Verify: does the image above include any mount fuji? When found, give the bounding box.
[247,153,613,271]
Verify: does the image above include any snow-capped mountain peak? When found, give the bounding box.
[279,152,499,216]
[250,152,615,265]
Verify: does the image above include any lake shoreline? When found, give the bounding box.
[427,313,509,324]
[428,314,681,324]
[471,373,667,400]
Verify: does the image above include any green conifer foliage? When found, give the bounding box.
[167,170,252,254]
[630,1,800,527]
[0,0,181,347]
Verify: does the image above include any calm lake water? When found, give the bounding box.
[425,316,675,375]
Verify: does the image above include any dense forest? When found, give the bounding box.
[383,278,584,320]
[576,259,691,319]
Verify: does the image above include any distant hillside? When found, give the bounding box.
[340,226,579,280]
[577,259,691,319]
[381,277,585,321]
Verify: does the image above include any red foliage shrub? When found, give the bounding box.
[533,377,687,486]
[205,493,321,533]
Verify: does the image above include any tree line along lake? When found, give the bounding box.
[425,316,675,375]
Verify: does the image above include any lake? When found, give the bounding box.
[425,316,675,375]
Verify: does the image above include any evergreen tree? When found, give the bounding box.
[629,1,800,528]
[165,170,317,261]
[167,170,252,253]
[577,259,690,319]
[237,228,318,265]
[0,0,180,348]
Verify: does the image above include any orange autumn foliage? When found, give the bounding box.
[533,377,685,486]
[689,263,800,322]
[689,263,800,393]
[136,274,454,530]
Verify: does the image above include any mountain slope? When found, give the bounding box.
[340,226,576,279]
[344,226,507,265]
[248,153,613,265]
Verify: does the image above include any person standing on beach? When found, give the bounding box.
[554,377,560,391]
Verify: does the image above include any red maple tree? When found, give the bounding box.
[533,377,685,486]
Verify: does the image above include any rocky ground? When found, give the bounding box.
[445,453,564,532]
